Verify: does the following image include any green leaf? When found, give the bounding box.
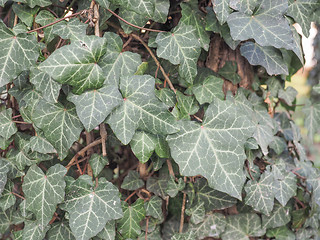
[0,108,17,140]
[176,91,199,119]
[186,201,205,224]
[0,159,9,196]
[166,177,185,198]
[22,164,66,227]
[213,0,232,24]
[24,0,51,8]
[96,220,115,240]
[266,226,295,240]
[262,202,291,229]
[189,213,226,239]
[180,1,210,50]
[227,0,294,50]
[64,177,123,240]
[302,100,320,141]
[117,199,146,239]
[0,21,39,89]
[107,75,179,144]
[144,196,163,219]
[89,154,109,178]
[68,85,122,131]
[53,18,88,41]
[35,10,56,42]
[121,170,144,191]
[22,220,50,240]
[269,136,287,155]
[221,213,266,240]
[171,231,196,240]
[167,98,255,199]
[29,135,56,154]
[155,88,176,107]
[253,122,274,155]
[99,32,142,86]
[155,23,201,84]
[229,0,258,15]
[12,4,39,27]
[32,100,83,159]
[0,208,13,233]
[47,222,76,240]
[306,169,320,207]
[118,9,147,34]
[154,135,170,158]
[240,42,289,75]
[130,131,157,163]
[287,0,320,37]
[218,61,241,84]
[30,67,61,103]
[153,0,170,23]
[96,0,110,9]
[0,180,15,211]
[39,35,107,94]
[147,176,168,198]
[278,86,298,106]
[244,169,275,215]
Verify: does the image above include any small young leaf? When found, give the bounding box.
[0,108,17,140]
[144,196,163,219]
[89,154,109,177]
[121,170,144,191]
[130,131,157,163]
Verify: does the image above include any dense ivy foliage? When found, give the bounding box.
[0,0,320,239]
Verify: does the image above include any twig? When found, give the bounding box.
[106,8,165,33]
[292,171,307,180]
[11,191,25,200]
[100,123,107,157]
[166,159,175,178]
[66,138,102,172]
[124,189,138,202]
[179,177,187,233]
[46,7,59,18]
[131,33,176,93]
[26,11,86,34]
[192,115,203,122]
[123,35,133,49]
[13,120,30,124]
[145,217,149,240]
[93,2,100,37]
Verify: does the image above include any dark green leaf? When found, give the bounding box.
[89,154,109,177]
[218,61,241,84]
[0,180,15,211]
[121,170,144,191]
[12,4,39,27]
[130,131,157,163]
[144,196,163,219]
[262,202,291,229]
[0,108,17,140]
[47,222,76,240]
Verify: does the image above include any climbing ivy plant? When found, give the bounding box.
[0,0,320,239]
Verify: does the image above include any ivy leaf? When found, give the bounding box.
[266,226,295,240]
[229,0,258,15]
[155,88,176,107]
[185,201,205,224]
[32,100,83,159]
[227,0,294,50]
[176,91,199,119]
[240,42,289,75]
[0,21,39,89]
[68,85,122,131]
[0,181,15,211]
[12,4,39,27]
[47,222,76,240]
[193,179,237,211]
[278,87,298,106]
[180,1,210,50]
[147,176,168,198]
[118,9,147,34]
[192,70,224,104]
[96,0,110,9]
[24,0,51,8]
[0,108,17,140]
[221,213,266,240]
[154,135,170,158]
[23,220,50,240]
[171,231,196,240]
[262,202,291,229]
[99,32,142,86]
[244,169,275,215]
[130,131,157,163]
[218,61,241,84]
[117,199,146,239]
[153,0,170,23]
[0,159,9,196]
[287,0,320,37]
[302,100,320,141]
[22,164,66,227]
[89,154,109,178]
[64,176,123,240]
[53,18,88,41]
[29,135,56,154]
[144,196,163,219]
[39,35,107,94]
[155,23,201,84]
[253,122,274,156]
[107,75,179,145]
[166,176,185,198]
[167,98,255,199]
[213,0,233,24]
[121,170,144,191]
[35,10,56,42]
[96,220,115,240]
[189,213,226,239]
[269,136,287,155]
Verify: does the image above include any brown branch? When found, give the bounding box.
[292,171,307,180]
[145,217,149,240]
[26,11,86,34]
[166,159,175,178]
[11,191,25,200]
[179,177,187,233]
[100,123,107,157]
[124,189,139,202]
[131,33,176,93]
[93,2,100,37]
[106,8,165,33]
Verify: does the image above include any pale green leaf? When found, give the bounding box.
[32,100,83,159]
[99,32,142,86]
[302,100,320,141]
[0,208,12,233]
[221,213,266,240]
[155,23,201,83]
[144,196,162,219]
[47,222,76,240]
[96,0,110,8]
[22,220,50,240]
[30,67,61,103]
[155,88,176,107]
[253,123,274,155]
[185,201,205,224]
[0,21,39,89]
[269,136,287,155]
[166,176,185,198]
[117,199,146,239]
[189,213,226,239]
[0,108,17,140]
[119,9,147,34]
[12,4,39,27]
[68,85,122,131]
[146,177,168,198]
[29,135,56,154]
[0,159,9,196]
[218,61,241,84]
[176,91,199,119]
[39,35,107,94]
[35,10,56,42]
[278,87,298,106]
[130,131,157,163]
[227,0,294,50]
[22,164,66,227]
[245,170,275,215]
[229,0,258,15]
[154,135,170,158]
[240,42,289,75]
[64,176,122,240]
[287,0,320,37]
[121,170,144,191]
[53,18,88,40]
[180,2,210,50]
[0,180,15,211]
[167,98,255,199]
[154,0,170,23]
[213,0,232,24]
[262,202,291,229]
[96,220,115,240]
[89,154,109,178]
[107,75,179,144]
